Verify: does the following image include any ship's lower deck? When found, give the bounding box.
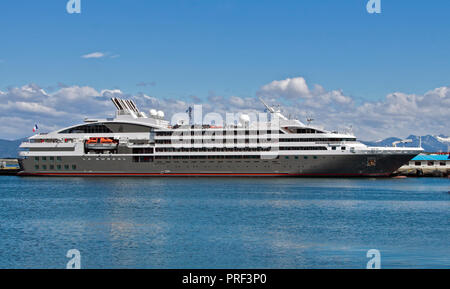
[19,153,416,177]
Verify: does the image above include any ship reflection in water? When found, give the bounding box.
[0,177,448,268]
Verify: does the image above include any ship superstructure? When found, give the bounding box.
[19,98,423,176]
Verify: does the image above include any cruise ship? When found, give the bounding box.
[18,97,423,177]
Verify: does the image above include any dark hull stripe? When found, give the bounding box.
[18,172,391,177]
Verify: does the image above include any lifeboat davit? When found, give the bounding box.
[85,137,118,150]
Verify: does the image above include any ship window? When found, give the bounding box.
[132,148,153,154]
[133,156,154,162]
[50,165,54,170]
[140,156,153,162]
[427,161,434,166]
[295,128,324,134]
[313,156,318,159]
[35,165,39,169]
[341,147,346,150]
[285,156,289,159]
[35,157,39,161]
[57,157,62,161]
[42,165,47,170]
[304,156,308,159]
[72,165,77,170]
[295,156,299,159]
[42,156,47,161]
[59,124,113,134]
[57,165,62,170]
[49,157,54,161]
[415,162,421,166]
[440,162,446,166]
[64,165,69,170]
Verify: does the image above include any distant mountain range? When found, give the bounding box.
[0,135,448,158]
[0,138,26,158]
[361,135,449,153]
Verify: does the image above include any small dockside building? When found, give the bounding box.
[395,153,450,177]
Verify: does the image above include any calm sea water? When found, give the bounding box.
[0,176,448,269]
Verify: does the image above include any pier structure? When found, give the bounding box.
[395,153,450,177]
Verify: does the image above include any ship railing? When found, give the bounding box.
[85,143,118,148]
[23,139,78,144]
[357,147,421,154]
[331,130,355,136]
[314,141,359,145]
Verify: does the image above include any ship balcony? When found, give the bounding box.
[126,144,154,148]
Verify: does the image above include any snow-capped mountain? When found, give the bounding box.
[361,135,449,153]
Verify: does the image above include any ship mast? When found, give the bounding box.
[258,97,288,120]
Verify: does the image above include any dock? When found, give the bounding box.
[393,153,450,177]
[0,159,21,175]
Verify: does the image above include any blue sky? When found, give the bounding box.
[0,0,449,140]
[1,0,449,100]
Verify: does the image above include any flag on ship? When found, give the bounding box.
[32,124,39,132]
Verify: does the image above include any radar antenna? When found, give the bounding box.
[186,106,193,125]
[347,125,353,134]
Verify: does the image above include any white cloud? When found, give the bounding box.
[52,86,100,100]
[0,78,448,141]
[259,77,310,99]
[0,84,112,139]
[255,77,449,140]
[81,52,120,59]
[8,101,66,116]
[100,89,124,97]
[5,84,48,100]
[81,52,106,59]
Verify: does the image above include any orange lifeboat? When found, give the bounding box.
[86,137,115,144]
[85,137,118,151]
